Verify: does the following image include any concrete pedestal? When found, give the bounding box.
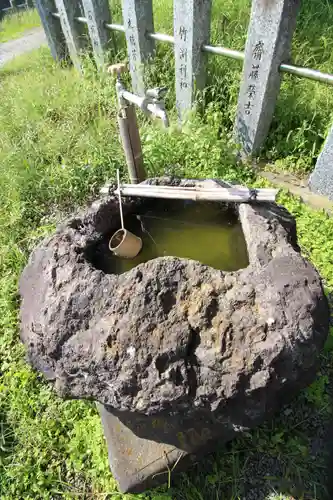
[309,125,333,201]
[98,404,241,493]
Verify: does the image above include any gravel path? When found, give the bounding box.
[0,28,46,67]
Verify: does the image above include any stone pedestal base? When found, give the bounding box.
[98,404,197,493]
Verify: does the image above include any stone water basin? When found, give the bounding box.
[19,178,329,493]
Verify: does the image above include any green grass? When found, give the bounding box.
[0,0,333,498]
[149,0,333,175]
[112,0,333,175]
[0,8,40,43]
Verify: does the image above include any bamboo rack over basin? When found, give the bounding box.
[114,184,278,203]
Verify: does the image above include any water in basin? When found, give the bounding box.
[87,200,249,274]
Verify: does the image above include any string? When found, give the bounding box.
[136,215,158,248]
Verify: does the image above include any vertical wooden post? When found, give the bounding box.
[55,0,86,70]
[173,0,212,121]
[35,0,67,61]
[235,0,300,156]
[309,125,333,201]
[81,0,112,67]
[121,0,155,96]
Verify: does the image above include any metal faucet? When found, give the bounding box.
[115,78,169,128]
[144,87,169,128]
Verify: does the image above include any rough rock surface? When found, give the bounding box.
[20,179,329,425]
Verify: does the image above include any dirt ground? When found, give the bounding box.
[0,27,46,66]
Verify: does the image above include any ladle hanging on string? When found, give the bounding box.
[109,170,143,259]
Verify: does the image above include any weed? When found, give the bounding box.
[304,374,330,409]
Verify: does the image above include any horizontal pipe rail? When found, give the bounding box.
[51,12,333,86]
[2,4,27,11]
[202,43,244,61]
[147,32,174,44]
[75,16,87,24]
[104,22,125,33]
[279,62,333,85]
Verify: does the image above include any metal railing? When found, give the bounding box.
[50,11,333,87]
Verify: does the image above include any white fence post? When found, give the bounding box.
[173,0,212,121]
[81,0,112,67]
[55,0,87,70]
[309,125,333,200]
[35,0,67,61]
[121,0,155,96]
[235,0,300,156]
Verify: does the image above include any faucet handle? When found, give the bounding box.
[146,86,168,100]
[107,63,128,77]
